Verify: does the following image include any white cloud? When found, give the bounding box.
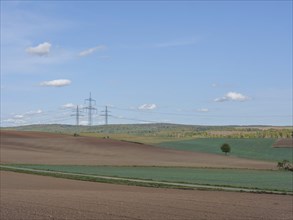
[197,108,209,112]
[79,120,89,126]
[26,42,51,56]
[2,9,77,75]
[215,92,250,102]
[79,45,107,57]
[40,79,71,87]
[61,103,76,109]
[13,114,24,119]
[2,118,26,124]
[138,104,157,110]
[25,109,43,115]
[3,109,43,126]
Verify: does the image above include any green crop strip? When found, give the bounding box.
[157,138,293,162]
[2,164,292,193]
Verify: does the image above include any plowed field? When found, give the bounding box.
[273,138,293,148]
[0,130,274,169]
[1,171,292,220]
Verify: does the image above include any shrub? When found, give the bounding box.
[277,160,293,171]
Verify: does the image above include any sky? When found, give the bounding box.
[1,1,292,126]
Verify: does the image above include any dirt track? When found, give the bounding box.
[1,171,292,220]
[0,130,275,169]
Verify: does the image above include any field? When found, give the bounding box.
[2,171,292,220]
[273,138,293,148]
[1,130,275,169]
[6,164,293,192]
[1,129,293,219]
[158,138,293,162]
[5,123,292,140]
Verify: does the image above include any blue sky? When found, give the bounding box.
[1,1,292,126]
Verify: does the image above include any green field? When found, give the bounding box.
[6,165,293,192]
[157,138,293,162]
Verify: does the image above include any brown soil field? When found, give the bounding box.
[1,171,292,220]
[0,130,274,169]
[273,138,293,148]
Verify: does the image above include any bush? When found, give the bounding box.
[277,160,293,171]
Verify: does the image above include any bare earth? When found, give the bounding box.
[273,138,293,148]
[1,130,275,169]
[1,171,292,220]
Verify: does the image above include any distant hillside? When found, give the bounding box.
[1,123,292,139]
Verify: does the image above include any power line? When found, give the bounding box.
[84,92,97,126]
[109,106,292,118]
[110,115,163,124]
[2,101,292,127]
[71,105,84,126]
[100,106,111,125]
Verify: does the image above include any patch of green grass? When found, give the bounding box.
[157,138,293,162]
[5,165,293,192]
[0,166,189,189]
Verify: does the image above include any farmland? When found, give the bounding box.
[2,171,292,220]
[4,164,293,192]
[4,123,292,140]
[0,130,275,169]
[1,128,293,220]
[157,138,293,162]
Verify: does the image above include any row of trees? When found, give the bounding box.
[148,129,292,139]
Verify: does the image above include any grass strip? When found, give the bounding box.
[1,165,291,195]
[0,166,192,190]
[6,164,292,192]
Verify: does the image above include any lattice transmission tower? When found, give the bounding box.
[84,92,97,126]
[71,105,84,126]
[100,106,111,125]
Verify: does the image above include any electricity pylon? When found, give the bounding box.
[100,106,111,125]
[84,92,97,126]
[71,105,83,126]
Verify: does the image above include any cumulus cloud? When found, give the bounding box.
[138,104,157,110]
[79,45,107,57]
[61,103,75,109]
[214,92,250,102]
[40,79,71,87]
[197,108,209,112]
[26,42,51,56]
